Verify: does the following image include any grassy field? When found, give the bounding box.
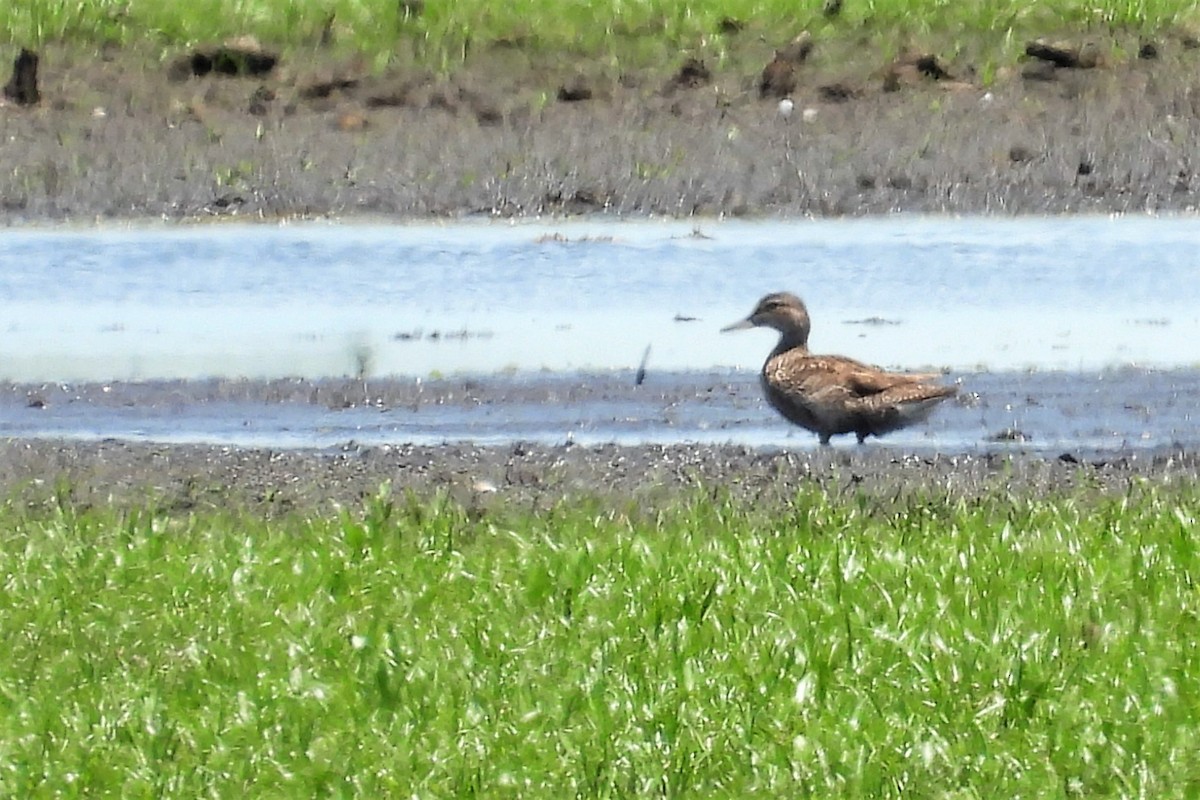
[2,479,1200,796]
[3,0,1200,69]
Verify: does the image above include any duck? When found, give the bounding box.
[722,291,957,445]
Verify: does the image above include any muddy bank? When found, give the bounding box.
[2,374,1197,513]
[5,437,1197,517]
[3,35,1200,222]
[4,368,1197,454]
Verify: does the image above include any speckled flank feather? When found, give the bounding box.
[762,350,957,445]
[723,292,958,445]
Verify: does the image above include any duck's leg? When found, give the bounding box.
[856,431,868,444]
[818,433,832,446]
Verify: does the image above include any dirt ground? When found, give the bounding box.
[0,375,1195,513]
[5,436,1198,516]
[4,31,1200,222]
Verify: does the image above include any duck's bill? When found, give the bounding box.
[720,318,756,332]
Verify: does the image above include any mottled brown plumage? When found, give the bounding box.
[723,292,957,445]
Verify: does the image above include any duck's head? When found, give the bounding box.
[721,292,811,344]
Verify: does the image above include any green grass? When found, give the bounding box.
[3,480,1200,796]
[2,0,1200,71]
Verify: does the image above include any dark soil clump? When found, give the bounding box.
[3,48,39,106]
[171,40,279,80]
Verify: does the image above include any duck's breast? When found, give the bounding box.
[762,357,859,434]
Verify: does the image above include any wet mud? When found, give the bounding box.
[6,434,1197,517]
[3,368,1196,452]
[3,34,1200,222]
[2,370,1197,513]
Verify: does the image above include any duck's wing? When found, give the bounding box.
[798,356,926,396]
[807,356,957,405]
[847,370,958,409]
[766,352,956,403]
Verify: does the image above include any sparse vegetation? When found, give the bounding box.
[3,480,1200,795]
[2,0,1199,69]
[3,1,1199,220]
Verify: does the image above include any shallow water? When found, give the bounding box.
[2,217,1197,381]
[0,368,1194,456]
[0,217,1196,449]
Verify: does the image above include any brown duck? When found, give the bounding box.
[722,292,957,445]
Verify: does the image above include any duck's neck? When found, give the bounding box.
[770,330,810,359]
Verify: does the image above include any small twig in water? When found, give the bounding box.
[635,344,651,386]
